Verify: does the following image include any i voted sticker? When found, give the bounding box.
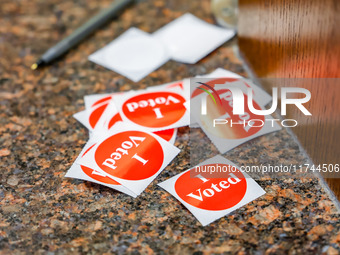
[158,155,266,226]
[190,89,281,153]
[195,68,272,106]
[95,130,164,180]
[122,92,186,127]
[80,144,121,185]
[73,81,189,134]
[93,100,178,144]
[77,122,180,195]
[114,89,190,132]
[65,143,137,198]
[199,89,266,139]
[175,167,247,211]
[190,68,272,128]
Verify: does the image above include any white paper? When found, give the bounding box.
[89,28,170,82]
[153,13,235,64]
[73,110,92,131]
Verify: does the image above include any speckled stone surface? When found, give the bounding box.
[0,0,339,254]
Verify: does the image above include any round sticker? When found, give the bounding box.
[153,129,176,142]
[191,78,253,98]
[91,96,112,108]
[122,91,186,128]
[108,113,123,129]
[175,165,247,211]
[81,144,120,185]
[95,131,164,180]
[199,89,265,139]
[89,104,108,129]
[81,165,120,185]
[165,81,184,90]
[108,113,176,142]
[89,96,112,128]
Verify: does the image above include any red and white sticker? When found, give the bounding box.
[190,68,272,128]
[73,81,189,133]
[77,122,180,195]
[190,88,281,154]
[114,88,190,132]
[158,155,266,226]
[147,79,190,100]
[93,100,178,144]
[195,68,272,106]
[84,94,116,130]
[72,93,117,132]
[65,142,137,197]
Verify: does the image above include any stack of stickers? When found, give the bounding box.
[67,68,280,226]
[68,80,189,197]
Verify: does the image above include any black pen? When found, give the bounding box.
[31,0,134,70]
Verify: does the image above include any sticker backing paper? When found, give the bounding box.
[153,13,235,64]
[89,28,170,82]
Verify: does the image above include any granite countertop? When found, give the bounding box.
[0,0,339,254]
